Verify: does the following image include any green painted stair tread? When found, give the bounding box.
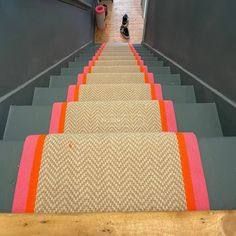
[157,74,181,85]
[3,106,52,141]
[0,141,24,212]
[67,61,89,68]
[32,85,195,105]
[135,48,152,53]
[49,74,181,88]
[162,85,196,103]
[148,66,171,74]
[174,103,223,137]
[198,137,236,210]
[32,88,67,105]
[1,137,236,212]
[60,67,83,75]
[49,75,76,88]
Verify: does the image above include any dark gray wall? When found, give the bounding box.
[0,0,94,97]
[144,0,236,101]
[143,0,236,135]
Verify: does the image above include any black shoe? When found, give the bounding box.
[120,25,130,39]
[122,14,129,27]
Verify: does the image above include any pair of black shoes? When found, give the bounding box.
[120,14,130,39]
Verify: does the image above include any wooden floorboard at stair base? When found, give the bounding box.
[95,0,144,43]
[0,211,235,236]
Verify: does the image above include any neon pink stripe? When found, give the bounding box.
[89,61,93,67]
[77,74,84,85]
[148,73,154,84]
[154,84,163,100]
[140,65,148,73]
[12,135,40,213]
[92,57,96,65]
[49,103,63,134]
[84,66,89,74]
[95,5,105,14]
[183,133,210,210]
[164,101,178,132]
[67,85,76,102]
[139,60,144,66]
[137,55,142,61]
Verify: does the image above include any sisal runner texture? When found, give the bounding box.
[97,55,136,60]
[90,65,141,73]
[94,60,138,66]
[49,100,177,134]
[67,84,163,102]
[12,132,209,213]
[78,73,151,84]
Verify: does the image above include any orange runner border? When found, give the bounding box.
[176,133,196,210]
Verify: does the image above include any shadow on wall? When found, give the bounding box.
[0,0,95,138]
[143,0,236,136]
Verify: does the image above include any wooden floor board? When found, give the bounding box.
[95,0,144,43]
[0,211,236,235]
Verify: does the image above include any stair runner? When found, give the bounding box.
[10,43,211,213]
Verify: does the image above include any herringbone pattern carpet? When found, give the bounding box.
[95,60,137,66]
[78,84,153,101]
[85,73,145,84]
[35,133,186,213]
[91,65,140,73]
[64,101,162,133]
[99,55,136,60]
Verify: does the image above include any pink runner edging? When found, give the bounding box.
[141,65,148,73]
[12,135,40,213]
[154,84,163,100]
[139,60,144,66]
[164,101,178,132]
[67,85,76,102]
[183,133,210,210]
[84,66,90,74]
[148,73,154,84]
[77,74,84,85]
[49,103,63,134]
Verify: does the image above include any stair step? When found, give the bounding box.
[198,137,236,210]
[5,101,223,141]
[174,103,223,137]
[4,106,52,141]
[0,141,24,212]
[148,66,171,74]
[60,66,171,75]
[32,85,195,105]
[75,56,160,62]
[69,60,164,67]
[49,74,181,88]
[33,88,67,105]
[1,135,236,212]
[80,52,153,57]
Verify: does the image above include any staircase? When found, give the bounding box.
[1,43,236,213]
